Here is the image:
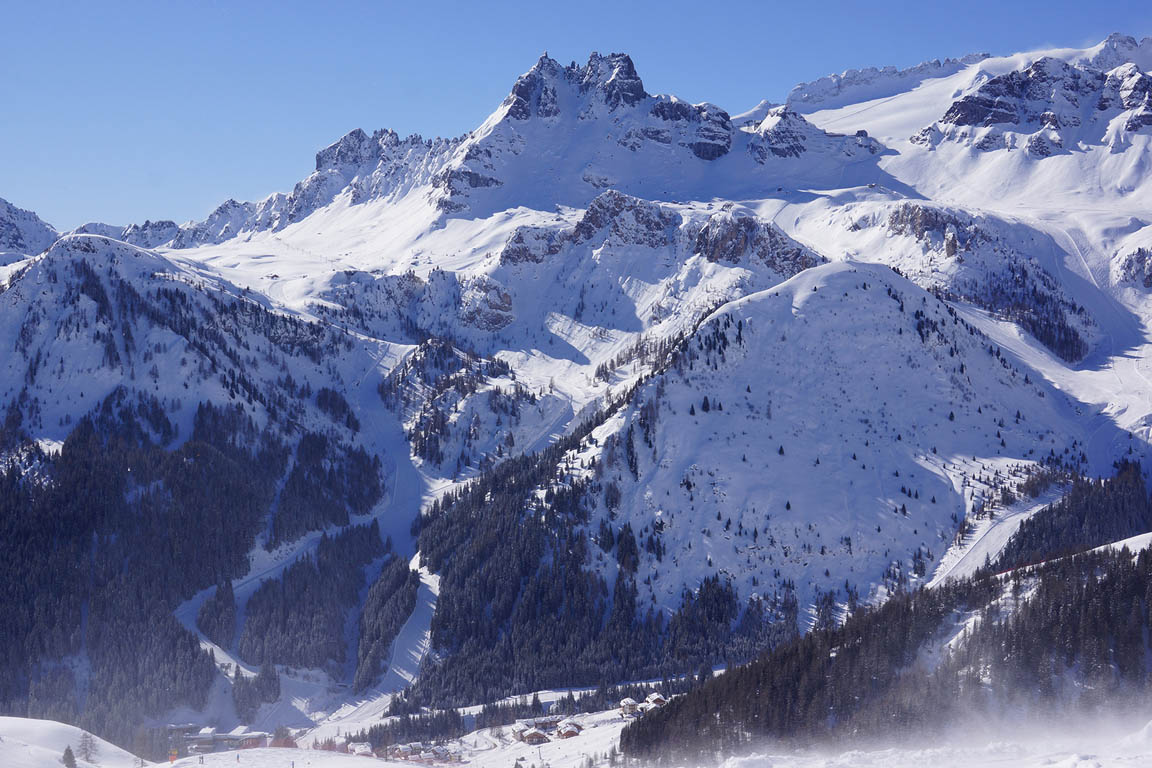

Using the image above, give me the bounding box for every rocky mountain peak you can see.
[313,127,423,173]
[120,219,180,249]
[579,51,647,109]
[315,127,375,171]
[1084,32,1152,71]
[504,51,648,120]
[0,197,58,256]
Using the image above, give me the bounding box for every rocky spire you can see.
[579,52,647,109]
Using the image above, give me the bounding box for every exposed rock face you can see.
[942,58,1104,128]
[506,56,564,120]
[570,190,680,248]
[1120,248,1152,287]
[503,52,649,120]
[291,128,453,220]
[498,192,821,285]
[749,107,881,161]
[1101,64,1152,131]
[457,275,514,331]
[580,52,647,110]
[886,204,971,249]
[694,208,824,275]
[121,219,180,249]
[498,226,565,265]
[927,51,1152,155]
[314,127,381,170]
[646,101,733,160]
[750,108,811,159]
[170,199,254,248]
[500,190,682,267]
[882,203,1093,362]
[0,197,58,256]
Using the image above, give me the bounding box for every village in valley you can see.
[162,692,671,766]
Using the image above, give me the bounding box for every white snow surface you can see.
[9,711,1152,768]
[0,716,145,768]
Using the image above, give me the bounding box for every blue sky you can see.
[2,0,1149,229]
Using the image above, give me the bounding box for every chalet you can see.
[558,724,581,739]
[184,725,268,753]
[228,725,268,749]
[511,722,530,741]
[530,714,564,730]
[349,742,374,757]
[558,720,583,733]
[186,727,217,754]
[389,743,416,759]
[645,692,667,707]
[439,746,464,763]
[522,728,550,745]
[619,697,639,715]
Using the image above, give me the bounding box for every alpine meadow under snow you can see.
[4,31,1152,768]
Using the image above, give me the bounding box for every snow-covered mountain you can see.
[786,52,992,112]
[567,260,1101,621]
[0,197,57,261]
[4,35,1152,759]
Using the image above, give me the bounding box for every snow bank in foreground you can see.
[0,716,143,768]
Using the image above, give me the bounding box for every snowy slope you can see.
[564,260,1136,621]
[787,52,991,113]
[0,716,144,768]
[804,35,1152,216]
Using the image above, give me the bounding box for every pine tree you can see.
[62,746,77,768]
[78,731,96,763]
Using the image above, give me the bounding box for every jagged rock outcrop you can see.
[749,106,881,161]
[1119,247,1152,287]
[121,219,180,249]
[694,207,824,273]
[942,57,1105,128]
[924,50,1152,154]
[499,191,822,284]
